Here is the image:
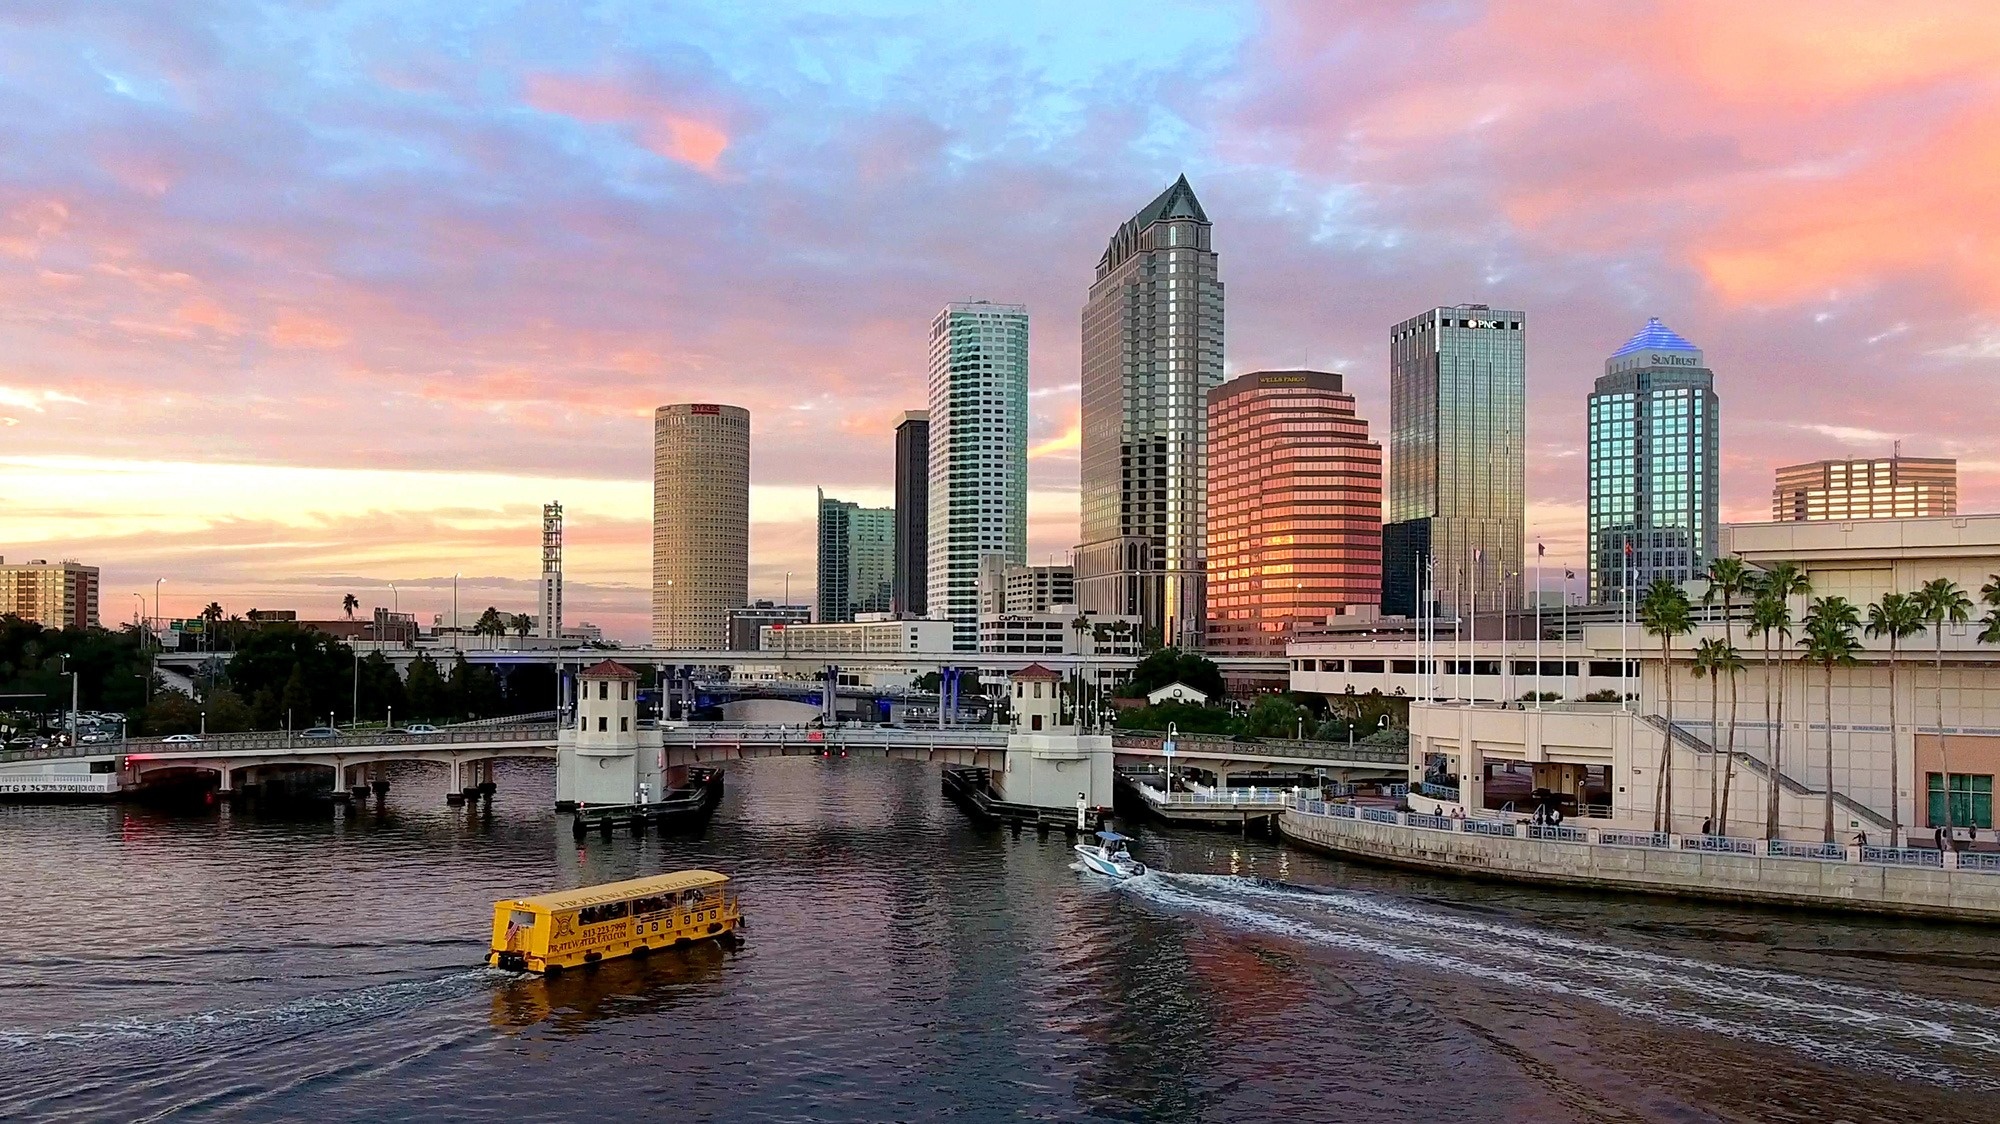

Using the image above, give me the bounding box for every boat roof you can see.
[507,869,728,911]
[1096,831,1131,842]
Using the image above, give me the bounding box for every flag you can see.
[1565,569,1576,580]
[1475,547,1484,563]
[1537,542,1545,557]
[1623,540,1633,555]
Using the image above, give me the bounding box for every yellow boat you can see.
[487,869,742,973]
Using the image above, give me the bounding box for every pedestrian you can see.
[1935,824,1947,851]
[1701,816,1713,836]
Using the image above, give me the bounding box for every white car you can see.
[404,723,440,734]
[160,734,204,744]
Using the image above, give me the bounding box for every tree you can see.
[1244,695,1309,739]
[342,593,359,619]
[1866,591,1924,845]
[1755,562,1810,838]
[1802,596,1861,843]
[1121,647,1225,701]
[1691,637,1742,831]
[1704,556,1753,832]
[1639,579,1693,833]
[511,613,533,640]
[279,663,312,728]
[405,652,448,720]
[138,689,204,736]
[1911,577,1973,833]
[201,602,224,623]
[205,688,254,733]
[474,606,506,649]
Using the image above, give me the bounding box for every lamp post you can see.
[452,573,460,645]
[352,648,361,728]
[153,578,165,632]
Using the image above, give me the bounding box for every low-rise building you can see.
[0,558,99,630]
[727,601,811,651]
[1395,514,2000,844]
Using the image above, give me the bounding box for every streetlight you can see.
[153,578,165,631]
[452,573,460,644]
[352,648,361,728]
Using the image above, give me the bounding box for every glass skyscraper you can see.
[927,301,1029,651]
[1075,175,1224,650]
[816,489,895,623]
[1382,305,1525,618]
[1586,318,1719,604]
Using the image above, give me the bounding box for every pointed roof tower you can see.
[1611,317,1699,359]
[1098,174,1210,274]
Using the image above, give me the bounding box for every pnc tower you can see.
[1075,175,1224,650]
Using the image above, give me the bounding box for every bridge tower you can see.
[995,663,1114,816]
[540,502,563,639]
[557,658,659,806]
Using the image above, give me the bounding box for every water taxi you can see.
[488,869,742,973]
[1074,831,1148,880]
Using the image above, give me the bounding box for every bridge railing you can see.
[1,724,562,763]
[1111,732,1407,766]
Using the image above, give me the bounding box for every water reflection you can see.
[489,942,733,1033]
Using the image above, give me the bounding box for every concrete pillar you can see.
[448,758,461,792]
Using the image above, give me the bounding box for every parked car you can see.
[160,734,204,744]
[404,723,439,734]
[299,727,341,740]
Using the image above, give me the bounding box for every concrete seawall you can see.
[1279,808,2000,923]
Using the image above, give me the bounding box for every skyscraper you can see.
[1075,175,1224,649]
[0,557,98,630]
[893,410,930,617]
[1772,455,1956,522]
[927,301,1029,651]
[1381,304,1525,619]
[652,403,749,649]
[1207,371,1383,656]
[816,489,895,623]
[1587,318,1720,604]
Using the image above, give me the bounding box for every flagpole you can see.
[1621,540,1631,712]
[1561,570,1570,702]
[1534,543,1543,710]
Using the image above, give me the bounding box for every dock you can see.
[941,766,1108,834]
[569,767,724,837]
[1114,768,1288,834]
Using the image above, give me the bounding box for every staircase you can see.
[1638,715,1892,831]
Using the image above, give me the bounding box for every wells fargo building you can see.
[1205,370,1383,656]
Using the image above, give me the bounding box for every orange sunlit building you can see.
[1771,456,1957,523]
[1205,370,1382,656]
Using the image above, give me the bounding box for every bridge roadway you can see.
[3,722,1407,796]
[154,646,1292,678]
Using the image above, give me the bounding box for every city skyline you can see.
[5,4,1998,641]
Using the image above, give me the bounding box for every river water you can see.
[3,757,1998,1122]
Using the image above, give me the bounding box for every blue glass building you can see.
[1587,318,1719,604]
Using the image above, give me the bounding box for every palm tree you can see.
[1691,637,1744,831]
[201,601,224,623]
[511,612,533,640]
[1801,596,1861,843]
[473,606,506,648]
[1755,562,1810,838]
[1865,591,1924,845]
[342,593,359,619]
[1703,557,1752,829]
[1639,579,1694,833]
[1911,577,1973,835]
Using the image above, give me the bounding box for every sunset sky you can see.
[3,1,1998,642]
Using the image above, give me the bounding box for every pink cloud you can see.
[523,73,730,172]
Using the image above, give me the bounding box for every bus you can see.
[488,869,741,973]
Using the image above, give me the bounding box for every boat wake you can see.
[1123,872,2000,1090]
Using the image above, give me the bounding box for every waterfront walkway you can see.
[1282,798,2000,922]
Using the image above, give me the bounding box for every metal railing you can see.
[1414,780,1460,801]
[1679,834,1759,855]
[1287,798,2000,876]
[5,724,561,762]
[1111,733,1408,766]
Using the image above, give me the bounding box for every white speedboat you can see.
[1074,830,1148,879]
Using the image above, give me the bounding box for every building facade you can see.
[652,403,750,649]
[979,559,1076,617]
[1075,175,1224,650]
[1772,456,1957,522]
[1382,305,1526,620]
[927,301,1029,651]
[893,410,930,617]
[816,490,895,623]
[0,558,99,630]
[727,600,811,651]
[1207,370,1383,656]
[540,502,563,639]
[1586,318,1720,604]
